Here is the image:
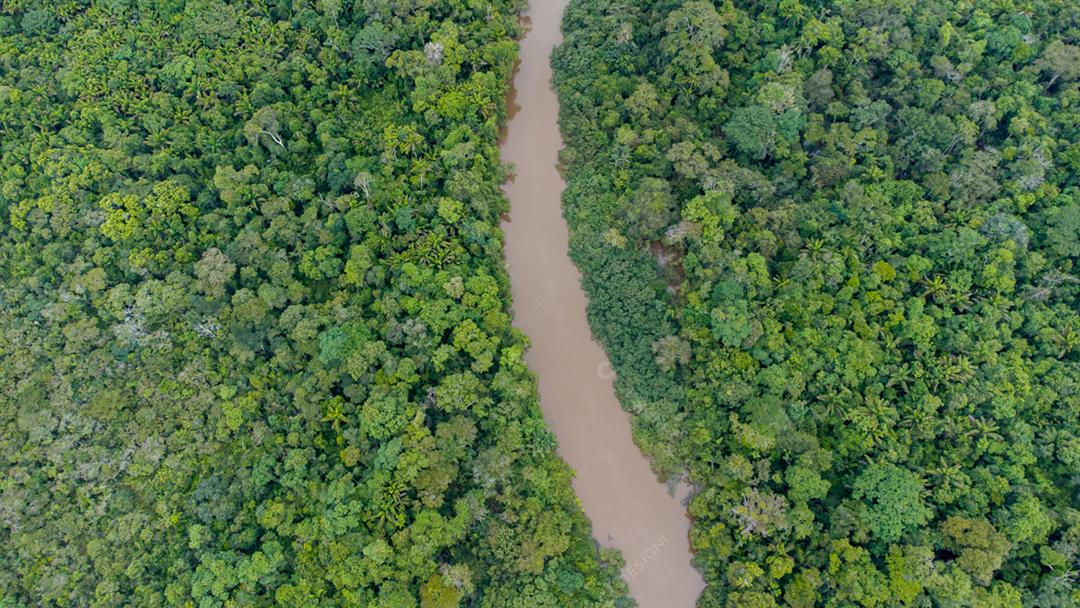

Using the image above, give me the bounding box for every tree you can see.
[1045,203,1080,258]
[724,106,779,160]
[244,106,286,149]
[420,574,462,608]
[661,1,726,56]
[852,464,930,544]
[940,516,1011,585]
[1037,40,1080,89]
[622,177,677,240]
[652,335,691,372]
[194,247,236,299]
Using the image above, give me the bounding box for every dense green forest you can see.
[554,0,1080,606]
[0,1,631,606]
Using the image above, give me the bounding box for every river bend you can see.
[499,1,706,606]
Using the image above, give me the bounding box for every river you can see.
[498,1,706,606]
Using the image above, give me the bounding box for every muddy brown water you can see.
[498,1,706,606]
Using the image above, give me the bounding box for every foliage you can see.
[554,0,1080,604]
[0,1,629,606]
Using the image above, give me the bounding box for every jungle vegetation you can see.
[0,1,630,606]
[554,0,1080,606]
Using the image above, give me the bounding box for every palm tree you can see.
[922,275,948,300]
[964,416,1002,443]
[321,398,348,430]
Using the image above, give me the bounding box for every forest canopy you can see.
[0,1,629,606]
[554,0,1080,606]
